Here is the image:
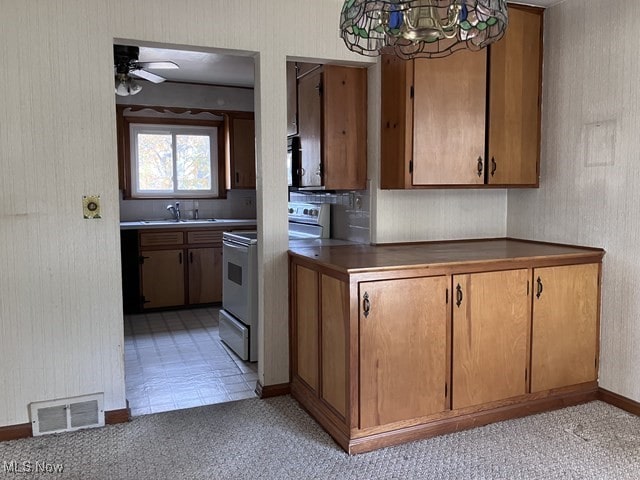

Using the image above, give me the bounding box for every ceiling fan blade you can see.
[129,69,167,84]
[136,61,179,70]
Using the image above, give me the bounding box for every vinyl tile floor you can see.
[124,307,258,417]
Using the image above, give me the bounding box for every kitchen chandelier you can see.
[340,0,508,59]
[114,73,142,96]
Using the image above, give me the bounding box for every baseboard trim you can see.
[598,387,640,416]
[105,405,131,424]
[255,381,290,398]
[0,423,32,442]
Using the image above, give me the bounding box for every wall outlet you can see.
[244,197,254,207]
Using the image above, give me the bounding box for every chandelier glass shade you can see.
[340,0,508,59]
[114,73,142,96]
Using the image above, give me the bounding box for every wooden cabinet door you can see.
[188,247,221,304]
[452,269,530,409]
[531,264,599,392]
[294,265,319,392]
[229,115,256,189]
[322,65,367,190]
[412,50,487,185]
[359,276,448,429]
[321,275,348,418]
[297,68,323,188]
[487,5,542,185]
[140,249,185,309]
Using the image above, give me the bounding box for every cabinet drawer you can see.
[140,231,184,247]
[187,230,222,245]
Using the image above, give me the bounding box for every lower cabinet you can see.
[531,263,599,392]
[452,269,529,409]
[289,243,603,454]
[140,249,185,309]
[188,247,222,304]
[139,229,224,309]
[359,276,448,429]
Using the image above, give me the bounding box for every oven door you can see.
[222,238,251,323]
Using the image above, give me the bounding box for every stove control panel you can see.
[288,202,330,230]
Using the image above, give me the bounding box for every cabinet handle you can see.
[179,252,183,264]
[455,284,463,307]
[316,164,321,177]
[362,292,371,318]
[190,252,194,264]
[491,157,497,177]
[235,172,240,184]
[297,167,305,177]
[477,157,483,177]
[138,255,150,265]
[536,276,543,299]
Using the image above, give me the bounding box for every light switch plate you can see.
[83,195,101,219]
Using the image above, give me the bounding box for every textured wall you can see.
[0,1,125,426]
[0,0,374,427]
[507,0,639,400]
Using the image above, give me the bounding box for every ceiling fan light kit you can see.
[115,73,142,96]
[339,0,508,59]
[113,44,179,97]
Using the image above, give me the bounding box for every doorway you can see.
[114,41,258,416]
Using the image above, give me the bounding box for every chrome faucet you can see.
[166,202,181,221]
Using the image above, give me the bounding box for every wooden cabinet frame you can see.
[294,64,368,190]
[225,111,256,189]
[289,239,604,454]
[138,227,226,310]
[380,4,543,189]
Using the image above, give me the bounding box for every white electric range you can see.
[219,230,258,362]
[287,202,355,246]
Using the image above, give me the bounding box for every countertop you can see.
[120,219,257,230]
[288,238,605,274]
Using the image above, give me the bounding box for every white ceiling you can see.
[136,46,255,88]
[132,1,560,88]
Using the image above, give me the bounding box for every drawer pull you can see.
[477,157,483,177]
[179,252,183,265]
[456,284,463,307]
[362,292,371,318]
[491,157,497,177]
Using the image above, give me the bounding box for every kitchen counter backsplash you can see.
[119,189,257,222]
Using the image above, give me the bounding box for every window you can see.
[118,110,226,199]
[130,123,219,198]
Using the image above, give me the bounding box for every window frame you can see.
[120,114,225,200]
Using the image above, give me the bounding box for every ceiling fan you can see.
[113,45,179,96]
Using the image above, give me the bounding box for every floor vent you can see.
[29,393,104,436]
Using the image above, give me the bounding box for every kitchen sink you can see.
[138,218,218,225]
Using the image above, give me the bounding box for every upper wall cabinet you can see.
[295,63,368,190]
[380,5,543,189]
[225,112,256,189]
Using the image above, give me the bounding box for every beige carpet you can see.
[0,397,638,479]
